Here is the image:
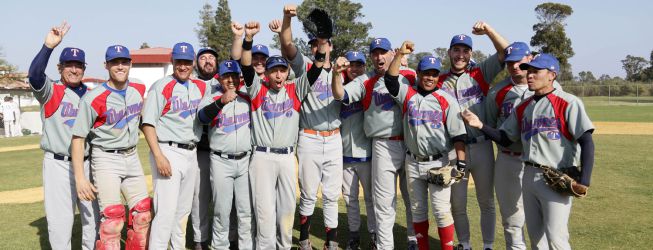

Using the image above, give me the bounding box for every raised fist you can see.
[231,22,244,37]
[220,89,238,104]
[268,19,282,34]
[45,21,70,49]
[284,4,297,18]
[244,21,260,37]
[397,41,415,55]
[334,57,350,73]
[472,21,493,35]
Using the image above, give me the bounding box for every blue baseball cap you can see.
[172,42,195,61]
[519,53,559,74]
[218,60,242,75]
[504,42,531,62]
[369,38,392,52]
[197,47,218,60]
[265,56,289,70]
[345,51,366,64]
[105,45,131,62]
[252,44,270,57]
[417,56,442,72]
[59,47,86,64]
[450,34,473,49]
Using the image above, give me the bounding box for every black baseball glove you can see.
[304,8,333,39]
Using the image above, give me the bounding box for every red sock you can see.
[413,220,429,250]
[438,224,455,250]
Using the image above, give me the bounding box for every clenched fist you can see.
[334,57,350,73]
[269,19,282,34]
[284,4,297,18]
[397,41,415,55]
[245,21,260,38]
[472,21,493,36]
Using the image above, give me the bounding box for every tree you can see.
[270,36,312,59]
[621,55,649,81]
[195,0,233,62]
[577,71,596,82]
[598,74,611,81]
[271,0,372,59]
[139,42,150,49]
[406,52,433,70]
[0,47,17,81]
[472,50,488,64]
[530,3,575,81]
[433,47,451,71]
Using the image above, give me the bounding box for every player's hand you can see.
[44,21,70,49]
[461,109,483,129]
[75,177,97,201]
[244,21,260,38]
[231,22,244,38]
[220,90,238,104]
[284,4,297,18]
[154,155,172,177]
[334,57,350,73]
[472,21,493,36]
[268,19,282,34]
[397,41,415,55]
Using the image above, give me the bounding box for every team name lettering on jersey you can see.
[60,101,78,127]
[522,116,561,141]
[217,112,250,133]
[170,96,202,118]
[340,101,363,119]
[312,78,332,101]
[262,97,295,119]
[456,85,484,105]
[406,101,443,129]
[106,102,143,129]
[372,91,394,110]
[500,102,514,119]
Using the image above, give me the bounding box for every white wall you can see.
[129,63,172,95]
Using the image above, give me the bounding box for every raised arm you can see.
[280,4,299,60]
[241,21,260,86]
[472,21,509,63]
[29,21,70,89]
[230,22,244,61]
[332,57,348,100]
[385,41,413,97]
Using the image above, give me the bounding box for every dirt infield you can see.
[0,121,651,204]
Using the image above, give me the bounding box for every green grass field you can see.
[0,134,650,249]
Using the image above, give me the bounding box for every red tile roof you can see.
[131,47,172,64]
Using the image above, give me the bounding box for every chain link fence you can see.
[560,83,653,105]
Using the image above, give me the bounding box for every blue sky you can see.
[2,0,651,79]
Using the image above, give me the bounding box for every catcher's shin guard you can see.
[96,204,126,250]
[125,197,152,250]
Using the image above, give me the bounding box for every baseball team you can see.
[27,3,595,250]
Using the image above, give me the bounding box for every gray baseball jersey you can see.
[437,53,504,139]
[72,82,146,149]
[393,84,467,157]
[289,52,341,131]
[247,73,311,148]
[199,84,251,153]
[339,73,372,158]
[142,76,207,144]
[500,88,594,168]
[485,78,530,153]
[343,71,415,138]
[32,78,88,156]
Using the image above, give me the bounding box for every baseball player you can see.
[384,41,469,250]
[332,37,418,250]
[27,22,99,250]
[72,44,151,250]
[239,20,323,250]
[197,60,254,249]
[1,96,18,137]
[190,47,220,250]
[437,21,509,250]
[231,21,271,80]
[462,53,595,250]
[142,42,206,249]
[335,51,377,250]
[278,5,343,249]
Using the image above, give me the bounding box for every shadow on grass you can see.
[30,214,89,250]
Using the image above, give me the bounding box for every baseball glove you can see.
[304,8,333,39]
[541,167,588,198]
[427,166,461,187]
